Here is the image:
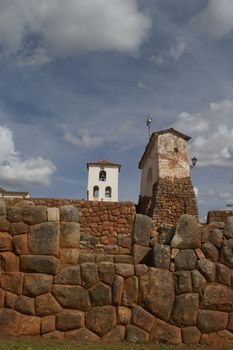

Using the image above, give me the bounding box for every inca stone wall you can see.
[0,199,233,347]
[207,210,233,224]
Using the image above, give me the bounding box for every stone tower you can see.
[137,128,198,226]
[87,160,121,201]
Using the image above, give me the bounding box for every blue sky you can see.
[1,0,233,220]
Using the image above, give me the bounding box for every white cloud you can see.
[151,36,187,66]
[0,125,56,186]
[64,129,104,149]
[189,0,233,38]
[0,0,151,65]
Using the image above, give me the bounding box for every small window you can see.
[105,186,112,198]
[93,186,99,198]
[99,170,106,181]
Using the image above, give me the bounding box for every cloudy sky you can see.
[1,0,233,220]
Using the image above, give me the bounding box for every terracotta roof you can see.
[139,128,191,169]
[87,160,121,170]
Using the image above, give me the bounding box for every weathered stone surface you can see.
[81,262,99,288]
[0,219,10,232]
[151,244,170,269]
[15,295,35,315]
[171,248,179,259]
[23,273,53,297]
[227,312,233,332]
[220,239,233,268]
[224,216,233,238]
[197,310,228,333]
[35,293,62,316]
[0,308,20,334]
[10,222,28,236]
[52,285,91,310]
[201,283,233,312]
[5,291,17,308]
[171,293,199,326]
[209,228,223,249]
[216,263,231,286]
[150,318,182,345]
[22,206,47,225]
[122,276,138,306]
[139,268,175,321]
[7,207,22,223]
[60,222,80,248]
[90,282,112,306]
[115,263,134,277]
[47,207,60,222]
[182,326,201,345]
[201,330,233,348]
[126,325,149,343]
[78,253,96,264]
[0,288,5,307]
[20,255,59,275]
[12,234,28,255]
[60,248,79,266]
[0,199,6,216]
[41,315,56,334]
[98,261,115,285]
[43,330,64,339]
[174,271,192,294]
[60,205,80,222]
[54,266,81,285]
[56,310,85,331]
[18,315,41,335]
[201,242,219,262]
[1,272,23,295]
[132,306,154,332]
[114,255,133,263]
[118,306,131,325]
[113,275,124,306]
[158,224,175,244]
[197,259,216,282]
[0,252,19,272]
[132,244,151,264]
[171,214,200,249]
[103,325,125,342]
[174,249,197,270]
[65,328,99,342]
[0,232,11,251]
[192,269,207,292]
[135,264,148,277]
[133,214,152,246]
[86,306,116,337]
[195,248,206,260]
[29,222,60,256]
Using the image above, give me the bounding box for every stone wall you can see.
[207,210,233,224]
[0,199,233,347]
[3,199,135,255]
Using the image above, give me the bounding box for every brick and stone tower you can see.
[87,160,121,202]
[137,128,198,226]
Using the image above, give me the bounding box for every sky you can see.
[1,0,233,221]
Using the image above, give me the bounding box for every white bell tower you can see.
[87,160,121,202]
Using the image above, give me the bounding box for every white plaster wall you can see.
[140,138,159,197]
[87,165,119,201]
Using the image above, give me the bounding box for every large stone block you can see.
[98,261,115,285]
[12,234,28,255]
[20,255,59,275]
[220,239,233,268]
[182,326,201,345]
[113,275,124,306]
[192,269,207,292]
[60,205,80,222]
[0,199,6,216]
[28,222,60,256]
[23,273,53,297]
[174,249,197,270]
[0,308,20,334]
[132,244,151,264]
[60,222,80,248]
[0,232,11,251]
[56,310,85,331]
[52,285,91,310]
[35,293,62,316]
[228,312,233,332]
[41,315,56,334]
[158,224,176,245]
[201,242,218,262]
[118,306,131,325]
[10,222,28,236]
[132,306,155,332]
[103,325,125,342]
[5,291,17,308]
[22,206,47,225]
[174,271,192,294]
[197,259,216,282]
[15,295,35,315]
[209,228,223,249]
[90,281,112,306]
[171,214,200,249]
[65,328,100,342]
[133,214,152,246]
[7,207,22,223]
[224,216,233,238]
[150,318,182,345]
[216,263,231,286]
[126,325,149,343]
[0,252,19,272]
[122,276,138,306]
[86,306,117,337]
[81,262,99,289]
[60,248,79,266]
[115,263,134,277]
[47,207,60,222]
[201,283,233,312]
[0,219,10,232]
[201,330,233,348]
[171,293,199,326]
[0,288,5,307]
[197,310,228,333]
[1,272,23,295]
[139,268,175,321]
[18,315,41,335]
[151,244,170,269]
[54,266,81,285]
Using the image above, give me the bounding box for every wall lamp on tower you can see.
[191,156,197,168]
[146,114,152,139]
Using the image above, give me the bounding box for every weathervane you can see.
[146,114,152,139]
